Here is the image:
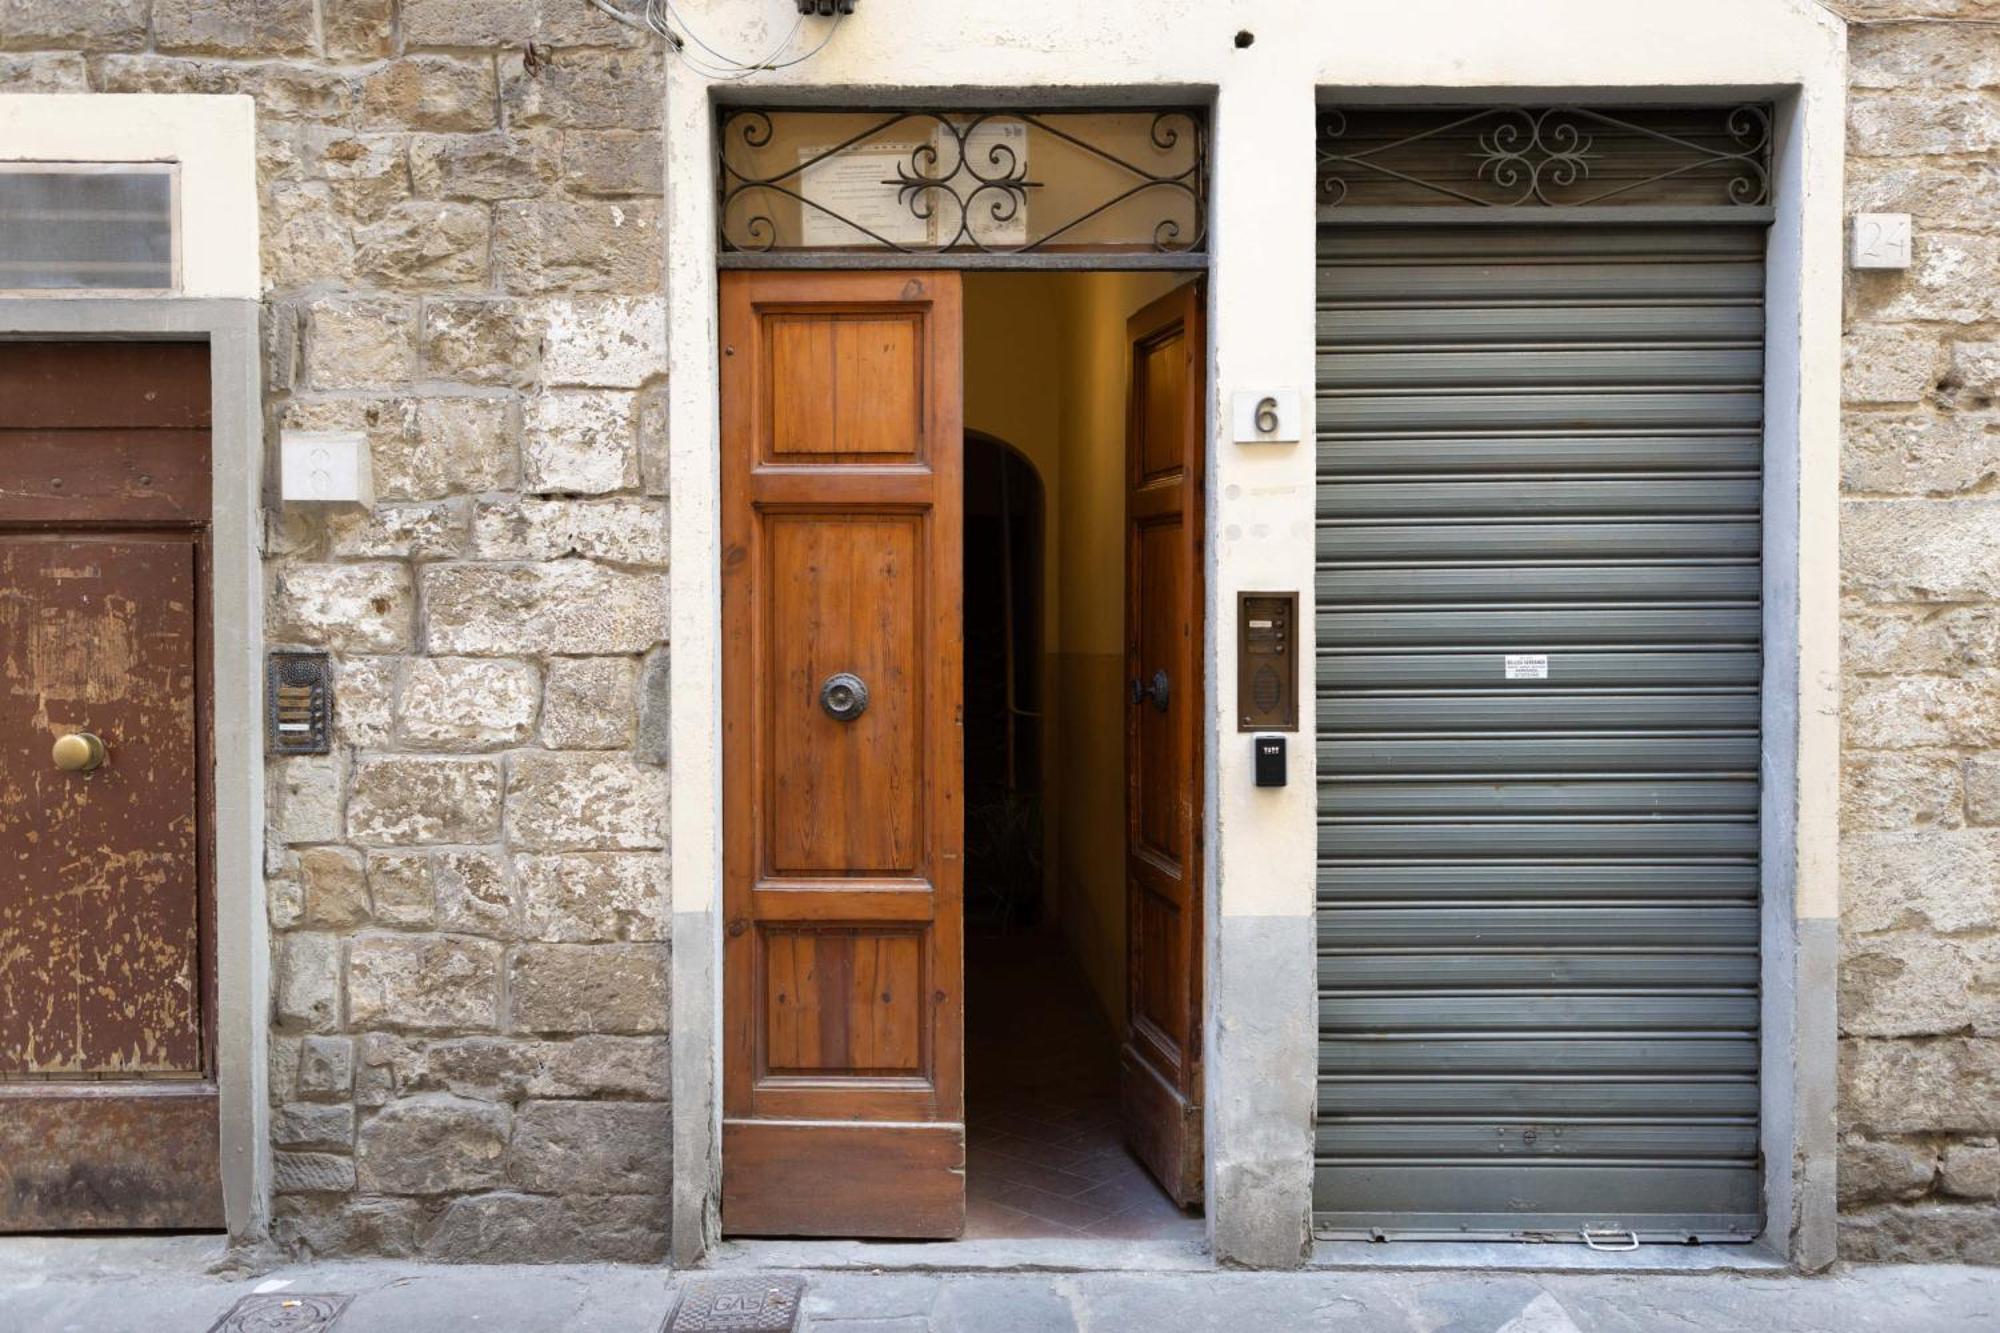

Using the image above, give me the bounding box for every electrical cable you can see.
[583,0,846,79]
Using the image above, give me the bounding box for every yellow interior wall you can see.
[964,270,1187,1031]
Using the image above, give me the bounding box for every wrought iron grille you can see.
[1317,105,1773,209]
[717,107,1207,259]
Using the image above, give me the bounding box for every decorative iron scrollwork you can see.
[1318,105,1772,209]
[718,107,1207,256]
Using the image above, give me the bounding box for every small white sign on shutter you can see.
[1503,654,1549,681]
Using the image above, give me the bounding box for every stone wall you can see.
[2,0,673,1261]
[1833,6,2000,1262]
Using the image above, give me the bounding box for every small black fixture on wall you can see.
[797,0,855,12]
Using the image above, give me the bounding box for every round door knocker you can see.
[819,672,870,723]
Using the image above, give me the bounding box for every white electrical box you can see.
[1851,213,1913,270]
[1231,389,1303,444]
[280,430,373,504]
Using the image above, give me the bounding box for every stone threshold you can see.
[712,1235,1213,1273]
[1310,1238,1789,1275]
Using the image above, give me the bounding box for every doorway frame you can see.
[665,1,1846,1272]
[0,93,268,1243]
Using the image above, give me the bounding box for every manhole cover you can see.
[664,1276,804,1333]
[207,1293,352,1333]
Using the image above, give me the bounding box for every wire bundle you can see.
[585,0,848,79]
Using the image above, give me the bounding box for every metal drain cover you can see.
[208,1293,352,1333]
[664,1276,804,1333]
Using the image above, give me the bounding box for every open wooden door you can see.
[1120,281,1206,1208]
[720,271,966,1238]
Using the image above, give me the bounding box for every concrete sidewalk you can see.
[2,1238,1997,1332]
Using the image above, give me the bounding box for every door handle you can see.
[1128,669,1170,713]
[819,672,870,722]
[51,732,107,773]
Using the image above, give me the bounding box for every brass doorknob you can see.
[51,732,106,773]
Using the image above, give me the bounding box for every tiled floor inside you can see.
[963,931,1203,1241]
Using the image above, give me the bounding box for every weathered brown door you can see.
[720,271,966,1237]
[0,342,220,1230]
[1121,282,1206,1207]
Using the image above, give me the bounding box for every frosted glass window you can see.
[0,165,176,291]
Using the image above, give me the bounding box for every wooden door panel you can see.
[1122,282,1206,1209]
[765,513,923,876]
[723,271,965,1238]
[767,314,926,462]
[0,538,201,1073]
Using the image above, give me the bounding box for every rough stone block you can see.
[470,497,666,565]
[1845,606,2000,676]
[367,853,436,927]
[356,203,491,291]
[313,133,414,225]
[1838,1135,1937,1206]
[1840,1202,2000,1264]
[1845,674,2000,750]
[507,753,668,850]
[356,1094,510,1195]
[334,656,398,749]
[637,388,668,497]
[396,398,522,499]
[94,56,359,123]
[0,0,148,49]
[326,501,470,561]
[1842,412,2000,497]
[263,183,356,292]
[1970,755,2000,825]
[0,53,87,91]
[523,390,640,494]
[277,932,341,1031]
[518,852,666,942]
[1843,829,2000,934]
[501,48,665,129]
[1850,233,2000,325]
[297,847,371,928]
[273,1152,359,1195]
[1844,329,1943,405]
[508,1100,670,1193]
[397,658,541,752]
[536,0,649,46]
[509,943,668,1034]
[347,756,504,846]
[411,132,561,202]
[324,0,395,58]
[365,1034,668,1101]
[1849,92,2000,156]
[304,297,418,391]
[1841,751,1964,833]
[1850,21,2000,89]
[1843,1037,2000,1135]
[421,1191,667,1263]
[347,933,503,1031]
[361,57,499,134]
[494,198,662,294]
[1844,500,2000,603]
[540,658,639,750]
[154,0,316,55]
[1951,342,2000,400]
[539,297,667,388]
[299,1035,356,1098]
[1848,157,2000,232]
[401,0,538,46]
[271,755,343,845]
[1842,931,2000,1037]
[271,562,415,653]
[1941,1143,2000,1199]
[274,1102,358,1151]
[270,1036,303,1105]
[433,850,515,937]
[271,1195,422,1259]
[423,560,666,655]
[268,867,304,930]
[561,130,664,196]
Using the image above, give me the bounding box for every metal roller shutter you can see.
[1312,220,1766,1243]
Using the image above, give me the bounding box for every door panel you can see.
[0,342,219,1232]
[722,271,965,1238]
[1121,282,1206,1208]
